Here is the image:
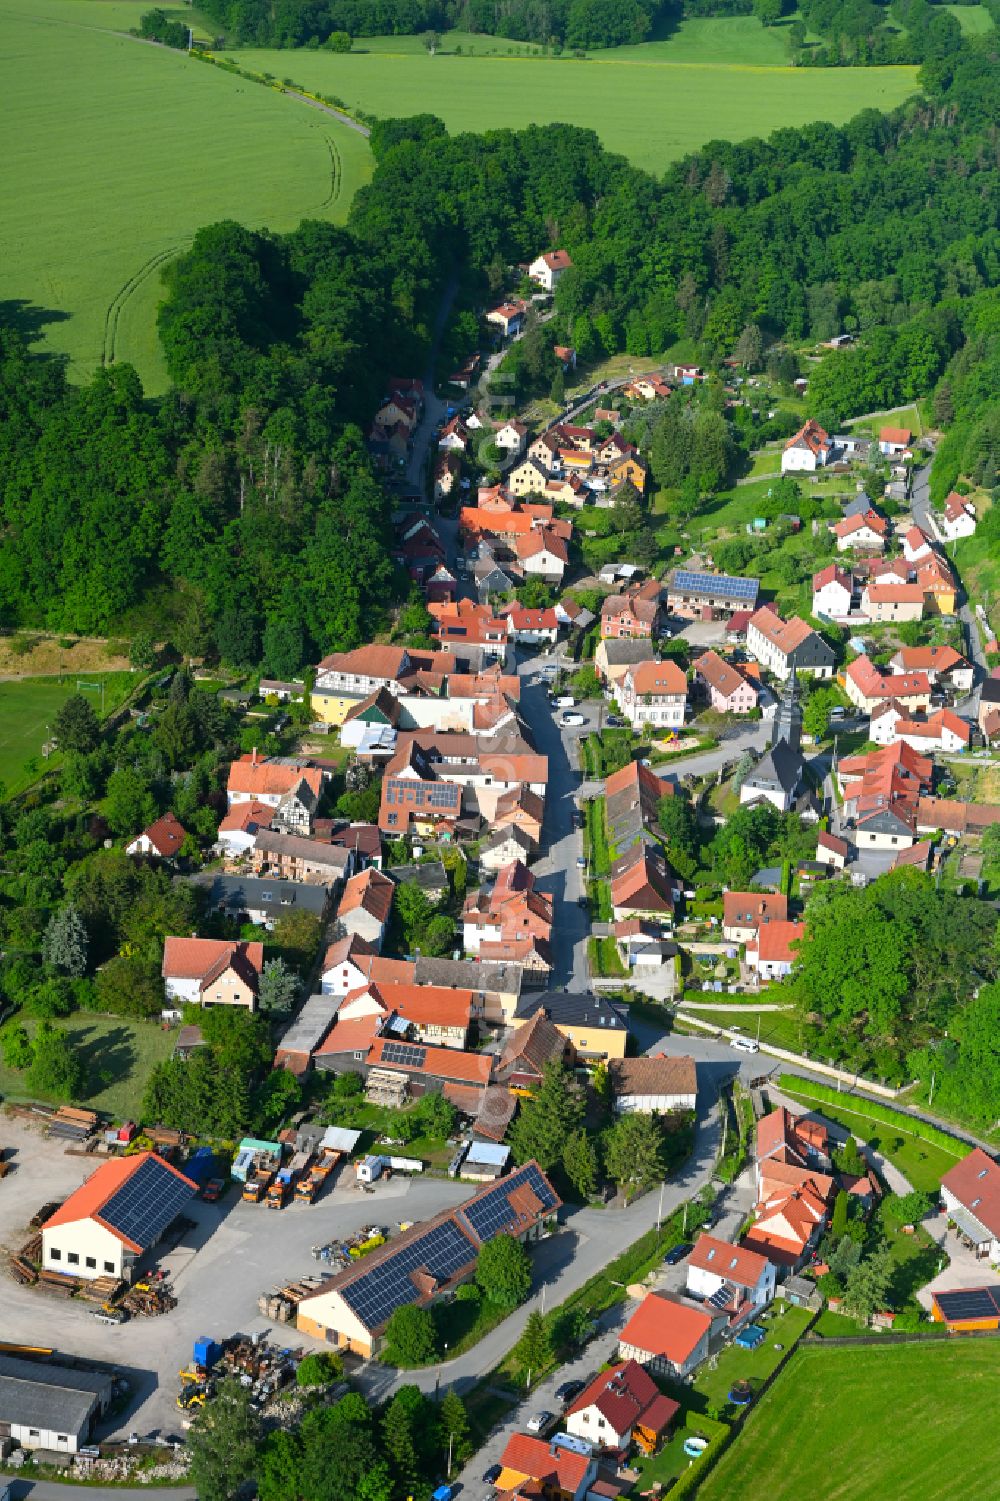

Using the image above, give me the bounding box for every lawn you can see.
[236,43,917,178]
[0,1012,175,1119]
[0,671,137,795]
[697,1339,1000,1501]
[778,1088,963,1194]
[678,1005,808,1055]
[944,2,995,31]
[2,0,372,388]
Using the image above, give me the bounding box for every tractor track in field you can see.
[319,134,343,208]
[101,240,191,368]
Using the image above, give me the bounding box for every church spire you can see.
[773,666,802,755]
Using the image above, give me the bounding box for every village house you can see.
[861,581,924,622]
[495,1434,596,1501]
[478,823,536,872]
[594,637,656,689]
[605,759,664,855]
[878,426,912,456]
[433,450,462,502]
[226,752,324,819]
[782,418,832,473]
[722,892,788,945]
[250,830,352,886]
[816,829,848,870]
[889,645,973,696]
[902,524,934,563]
[125,811,186,862]
[514,989,628,1060]
[608,1055,697,1114]
[811,563,855,619]
[746,919,805,982]
[742,1108,833,1268]
[938,490,977,541]
[940,1149,1000,1262]
[869,703,970,755]
[843,655,931,715]
[832,508,889,553]
[616,659,687,731]
[564,1361,679,1458]
[528,248,572,291]
[500,603,560,646]
[161,937,263,1015]
[485,300,528,338]
[216,800,273,859]
[746,606,835,680]
[618,1292,722,1378]
[837,740,932,849]
[625,373,673,401]
[693,649,758,713]
[686,1234,776,1318]
[495,418,529,456]
[335,868,395,950]
[494,785,545,849]
[610,843,677,922]
[665,568,759,622]
[515,526,569,584]
[600,581,661,639]
[495,1010,574,1092]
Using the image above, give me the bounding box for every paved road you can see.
[910,458,987,709]
[0,1486,195,1501]
[355,1098,723,1412]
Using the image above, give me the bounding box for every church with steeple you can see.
[739,669,806,813]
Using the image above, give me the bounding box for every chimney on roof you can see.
[252,746,258,767]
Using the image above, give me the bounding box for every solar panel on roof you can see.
[459,1163,557,1244]
[671,570,759,601]
[380,1041,427,1069]
[101,1158,195,1249]
[934,1287,1000,1322]
[340,1218,475,1329]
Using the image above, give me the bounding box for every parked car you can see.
[605,713,625,727]
[664,1241,693,1266]
[576,855,587,869]
[561,712,586,727]
[554,694,576,708]
[555,1379,586,1404]
[202,1177,226,1202]
[482,1464,502,1484]
[526,1411,553,1434]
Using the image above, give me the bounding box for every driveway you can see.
[916,1214,1000,1311]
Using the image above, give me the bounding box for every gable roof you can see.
[161,936,263,985]
[498,1432,590,1492]
[43,1151,197,1253]
[228,756,324,800]
[694,650,754,700]
[338,868,395,923]
[941,1149,1000,1238]
[619,1292,713,1363]
[880,426,912,445]
[723,892,788,929]
[688,1233,770,1287]
[784,419,829,456]
[608,1055,697,1101]
[749,919,805,965]
[134,811,186,857]
[566,1359,678,1439]
[499,1010,570,1078]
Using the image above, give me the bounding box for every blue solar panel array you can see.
[671,570,759,602]
[340,1218,476,1330]
[101,1157,196,1249]
[458,1163,558,1244]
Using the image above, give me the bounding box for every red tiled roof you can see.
[880,426,912,445]
[498,1433,590,1492]
[134,811,186,857]
[694,650,755,700]
[43,1151,197,1252]
[566,1358,677,1439]
[784,419,829,457]
[749,606,815,653]
[367,1037,491,1085]
[313,1013,383,1057]
[227,757,323,800]
[161,937,263,982]
[723,892,787,930]
[338,868,395,923]
[627,660,686,697]
[751,920,805,965]
[688,1233,770,1287]
[941,1149,1000,1238]
[619,1293,712,1363]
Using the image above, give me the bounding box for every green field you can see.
[0,1013,175,1118]
[944,2,995,31]
[698,1340,1000,1501]
[1,0,372,388]
[238,36,918,177]
[0,672,137,795]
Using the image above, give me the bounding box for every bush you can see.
[296,1351,343,1388]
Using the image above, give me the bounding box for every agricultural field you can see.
[0,672,137,795]
[697,1340,1000,1501]
[1,0,372,389]
[238,37,919,177]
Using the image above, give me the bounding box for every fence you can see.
[676,1011,906,1099]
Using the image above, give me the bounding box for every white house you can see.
[494,419,528,456]
[216,799,273,858]
[485,300,527,338]
[878,425,913,456]
[938,491,977,542]
[125,811,186,861]
[608,1056,697,1114]
[940,1149,1000,1262]
[516,528,568,584]
[618,1292,720,1379]
[41,1151,197,1285]
[0,1355,114,1454]
[564,1360,679,1455]
[781,419,831,473]
[685,1234,776,1316]
[161,937,263,1015]
[528,249,572,292]
[902,525,934,563]
[745,920,804,982]
[616,659,687,730]
[811,564,854,619]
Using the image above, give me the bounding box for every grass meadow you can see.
[0,672,136,794]
[239,32,918,177]
[1,0,372,389]
[0,1012,175,1117]
[697,1340,1000,1501]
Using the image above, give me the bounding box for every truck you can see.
[266,1179,291,1211]
[242,1170,275,1204]
[276,1150,310,1187]
[231,1137,283,1184]
[295,1148,342,1205]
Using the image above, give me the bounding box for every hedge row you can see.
[778,1076,965,1158]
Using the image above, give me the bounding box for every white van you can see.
[730,1035,759,1054]
[554,695,576,709]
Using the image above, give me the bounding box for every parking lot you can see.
[0,1117,476,1440]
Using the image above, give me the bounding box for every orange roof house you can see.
[41,1151,198,1279]
[618,1292,718,1377]
[496,1432,594,1498]
[227,754,324,804]
[126,811,187,860]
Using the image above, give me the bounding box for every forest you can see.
[194,0,996,60]
[2,28,1000,653]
